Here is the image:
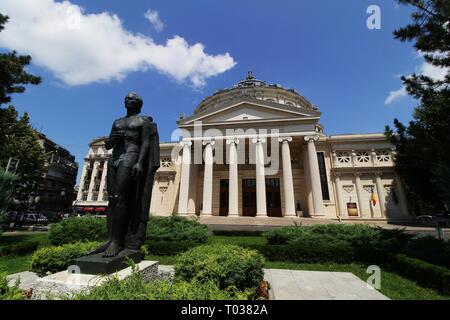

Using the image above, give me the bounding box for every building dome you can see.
[193,71,317,115]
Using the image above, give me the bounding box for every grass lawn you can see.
[0,254,33,274]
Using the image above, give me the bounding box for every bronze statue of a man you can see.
[91,92,160,258]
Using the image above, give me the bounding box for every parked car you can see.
[17,213,49,225]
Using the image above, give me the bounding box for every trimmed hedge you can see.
[0,239,47,257]
[388,254,450,295]
[246,241,356,264]
[175,244,265,291]
[405,236,450,268]
[31,242,100,276]
[147,216,209,243]
[212,230,264,237]
[48,216,209,245]
[144,240,201,256]
[48,217,107,245]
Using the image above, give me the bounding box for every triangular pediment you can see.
[178,97,320,126]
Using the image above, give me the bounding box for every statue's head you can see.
[125,92,143,113]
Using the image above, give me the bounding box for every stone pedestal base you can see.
[31,260,158,300]
[74,249,143,275]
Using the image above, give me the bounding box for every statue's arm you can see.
[105,121,121,150]
[137,118,152,167]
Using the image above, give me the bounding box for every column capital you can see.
[304,135,320,143]
[251,137,266,144]
[226,137,240,145]
[278,136,293,143]
[180,140,192,147]
[374,171,383,177]
[353,172,362,177]
[202,139,216,146]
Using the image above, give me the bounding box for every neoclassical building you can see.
[75,72,410,221]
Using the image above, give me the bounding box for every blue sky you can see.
[0,1,425,183]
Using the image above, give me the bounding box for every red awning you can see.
[95,207,107,212]
[83,207,95,212]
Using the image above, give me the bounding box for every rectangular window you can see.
[317,152,330,200]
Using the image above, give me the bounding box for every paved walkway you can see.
[264,269,389,300]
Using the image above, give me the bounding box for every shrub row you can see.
[48,217,107,245]
[246,242,356,264]
[0,240,44,257]
[212,230,264,237]
[144,240,201,256]
[31,242,100,276]
[175,244,265,291]
[48,216,209,245]
[388,254,450,295]
[146,216,209,243]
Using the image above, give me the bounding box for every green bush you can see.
[31,241,100,276]
[175,244,265,291]
[388,254,450,295]
[0,272,25,300]
[146,216,209,244]
[73,270,249,300]
[246,240,355,264]
[144,240,201,256]
[405,236,450,268]
[0,240,44,257]
[263,224,411,263]
[212,230,264,237]
[48,216,209,246]
[48,217,107,245]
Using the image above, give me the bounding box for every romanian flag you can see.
[371,189,377,206]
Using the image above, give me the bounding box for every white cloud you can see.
[145,9,164,32]
[385,87,407,105]
[385,58,448,105]
[0,0,236,87]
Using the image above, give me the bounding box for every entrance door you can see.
[266,178,282,217]
[242,179,256,216]
[219,179,229,216]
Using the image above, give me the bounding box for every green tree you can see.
[0,106,47,206]
[0,14,41,105]
[386,0,450,215]
[0,171,17,232]
[0,13,46,210]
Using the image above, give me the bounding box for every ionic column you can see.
[334,173,347,218]
[354,172,366,218]
[304,135,325,216]
[98,160,108,202]
[374,172,386,218]
[87,161,100,201]
[202,140,215,216]
[178,141,192,215]
[279,137,296,217]
[395,172,409,216]
[227,138,239,216]
[253,137,267,217]
[77,161,89,200]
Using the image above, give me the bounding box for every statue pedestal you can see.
[74,249,144,275]
[31,260,159,300]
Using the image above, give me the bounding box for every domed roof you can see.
[233,71,268,88]
[191,71,318,115]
